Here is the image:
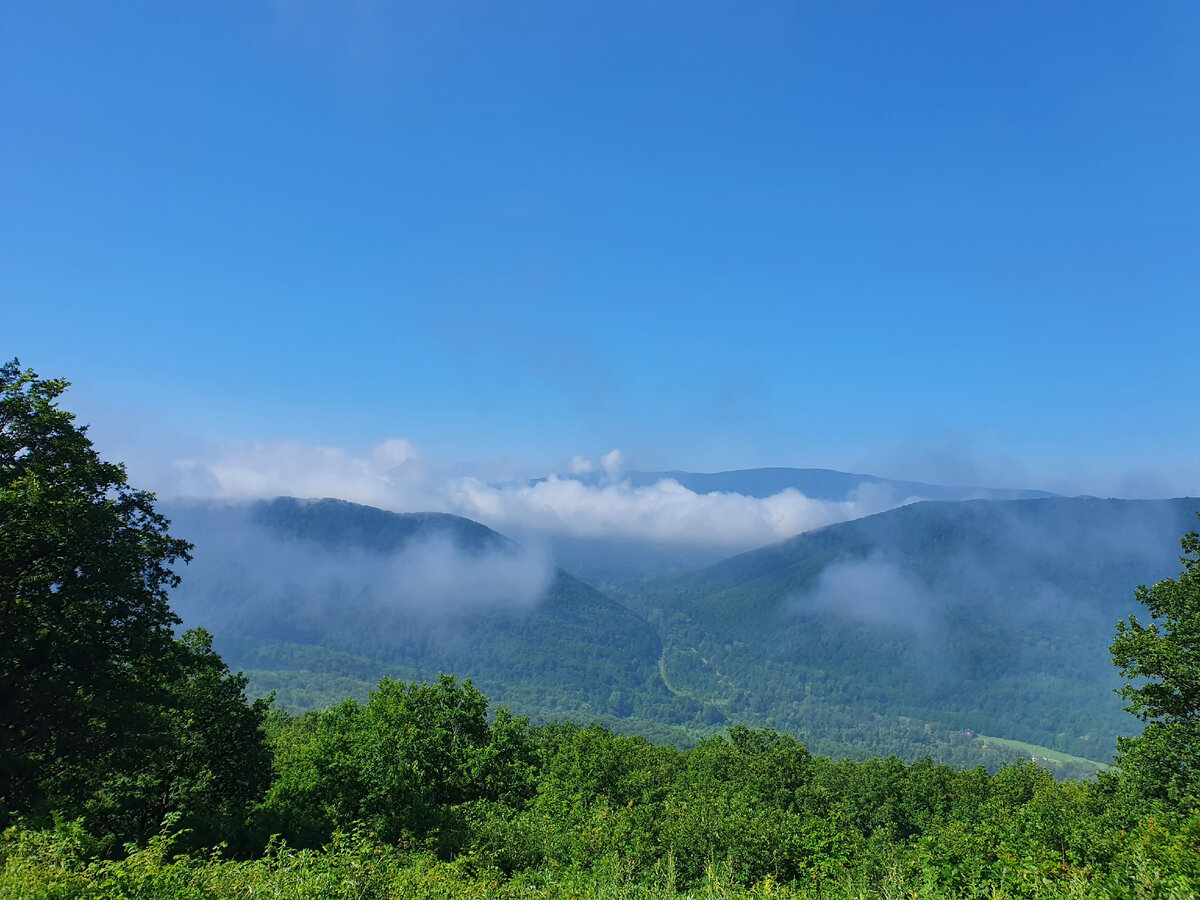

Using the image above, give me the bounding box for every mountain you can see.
[164,498,713,739]
[623,467,1057,502]
[630,497,1200,764]
[249,496,510,553]
[162,494,1200,773]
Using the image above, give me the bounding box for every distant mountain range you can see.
[161,482,1200,773]
[577,466,1057,502]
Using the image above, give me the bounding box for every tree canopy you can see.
[263,674,534,853]
[1111,515,1200,807]
[0,360,269,845]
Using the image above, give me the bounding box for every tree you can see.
[86,628,273,850]
[0,360,192,819]
[263,674,534,853]
[1110,516,1200,808]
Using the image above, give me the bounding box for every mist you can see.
[166,503,555,632]
[793,553,934,631]
[782,497,1200,668]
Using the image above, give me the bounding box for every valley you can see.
[163,480,1200,775]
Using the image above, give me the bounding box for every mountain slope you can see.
[633,497,1200,763]
[164,498,709,733]
[251,496,510,553]
[162,494,1200,769]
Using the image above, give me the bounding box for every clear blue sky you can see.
[3,2,1198,495]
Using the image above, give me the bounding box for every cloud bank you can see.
[446,475,904,547]
[147,439,913,549]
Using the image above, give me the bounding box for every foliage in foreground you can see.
[1111,525,1200,808]
[3,808,1200,900]
[1,361,271,854]
[4,691,1200,899]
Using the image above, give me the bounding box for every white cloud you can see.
[447,476,901,548]
[167,440,429,508]
[791,553,932,629]
[601,448,624,480]
[370,438,419,469]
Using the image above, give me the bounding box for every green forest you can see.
[4,360,1200,899]
[160,487,1200,774]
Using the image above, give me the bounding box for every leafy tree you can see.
[1110,517,1200,808]
[1,359,192,818]
[86,628,273,850]
[1,360,270,849]
[263,674,535,853]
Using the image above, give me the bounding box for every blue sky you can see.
[3,2,1198,499]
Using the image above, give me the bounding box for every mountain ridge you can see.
[631,496,1200,762]
[620,466,1056,501]
[160,493,1200,771]
[162,497,715,737]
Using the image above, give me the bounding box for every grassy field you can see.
[975,734,1110,776]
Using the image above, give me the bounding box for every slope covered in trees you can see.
[165,497,714,735]
[167,492,1200,767]
[634,497,1200,763]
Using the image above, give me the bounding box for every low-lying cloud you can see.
[168,505,554,626]
[782,497,1199,648]
[148,440,915,550]
[793,553,934,630]
[446,475,905,548]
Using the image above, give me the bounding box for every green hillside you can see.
[972,734,1109,779]
[166,499,716,734]
[165,495,1200,771]
[631,497,1200,763]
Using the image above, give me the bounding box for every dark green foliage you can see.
[0,360,191,820]
[0,362,269,851]
[636,497,1200,764]
[261,675,536,854]
[1111,516,1200,808]
[83,629,272,851]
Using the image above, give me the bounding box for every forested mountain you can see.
[633,497,1200,764]
[163,494,1200,773]
[251,496,510,553]
[164,498,712,738]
